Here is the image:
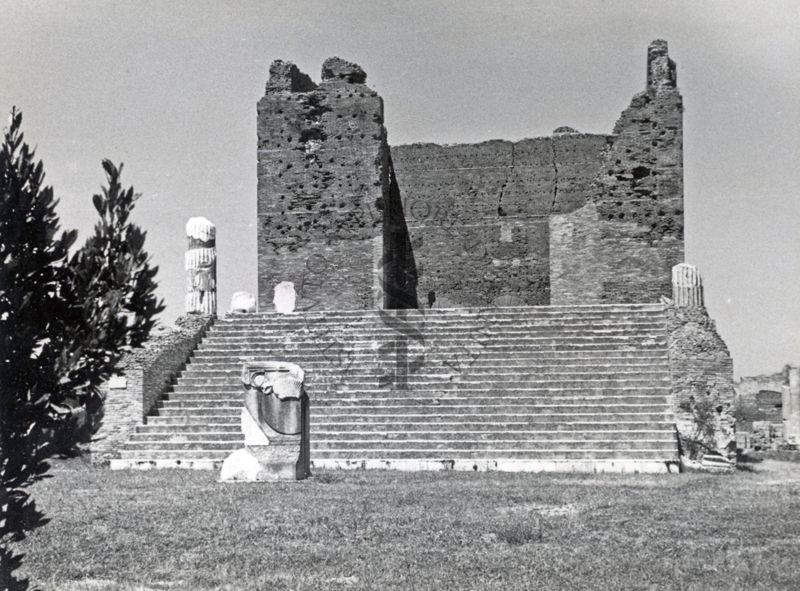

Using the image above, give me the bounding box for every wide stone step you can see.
[218,305,665,323]
[117,450,233,460]
[189,350,670,362]
[311,439,674,451]
[156,401,670,415]
[314,428,672,440]
[135,424,242,434]
[309,449,676,460]
[172,376,670,389]
[311,402,669,415]
[311,420,673,432]
[193,344,668,357]
[309,412,670,423]
[311,394,670,406]
[161,393,670,406]
[122,441,242,451]
[183,358,670,372]
[165,386,669,398]
[177,363,671,379]
[128,432,243,443]
[197,334,667,347]
[208,321,666,342]
[146,415,240,425]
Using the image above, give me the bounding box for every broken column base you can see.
[219,407,310,482]
[220,439,307,482]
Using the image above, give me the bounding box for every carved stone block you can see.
[220,362,310,482]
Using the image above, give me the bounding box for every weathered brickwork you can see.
[91,315,213,463]
[257,57,389,311]
[666,306,735,458]
[391,135,608,307]
[550,40,683,304]
[735,372,787,423]
[257,41,683,310]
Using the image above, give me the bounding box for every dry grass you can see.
[15,458,800,590]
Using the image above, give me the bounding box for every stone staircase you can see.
[110,304,678,473]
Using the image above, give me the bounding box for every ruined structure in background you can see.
[258,42,683,311]
[106,40,738,473]
[185,217,217,315]
[735,365,800,450]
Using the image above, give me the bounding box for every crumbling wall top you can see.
[266,60,317,92]
[321,56,367,84]
[647,39,677,94]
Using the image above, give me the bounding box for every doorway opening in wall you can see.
[427,291,436,309]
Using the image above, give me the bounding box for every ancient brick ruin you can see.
[101,41,738,473]
[257,41,683,311]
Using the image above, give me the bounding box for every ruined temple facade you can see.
[101,41,739,470]
[257,41,683,311]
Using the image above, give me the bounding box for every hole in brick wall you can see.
[632,166,651,179]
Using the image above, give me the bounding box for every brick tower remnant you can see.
[185,216,217,315]
[257,57,390,311]
[672,263,703,308]
[550,39,684,304]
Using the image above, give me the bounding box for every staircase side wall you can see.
[91,315,214,464]
[666,306,736,459]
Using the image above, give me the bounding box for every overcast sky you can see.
[1,0,798,378]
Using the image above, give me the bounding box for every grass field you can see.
[15,458,800,590]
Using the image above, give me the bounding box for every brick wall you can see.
[550,202,683,304]
[550,44,684,305]
[390,135,607,307]
[257,58,389,311]
[257,42,684,311]
[734,372,788,430]
[666,306,736,457]
[91,315,214,463]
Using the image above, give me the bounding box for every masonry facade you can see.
[257,41,683,311]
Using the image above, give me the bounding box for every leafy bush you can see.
[0,109,163,589]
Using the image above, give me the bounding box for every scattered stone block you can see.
[230,291,256,313]
[273,282,296,314]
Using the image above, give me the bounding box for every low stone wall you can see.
[91,314,214,464]
[666,305,736,459]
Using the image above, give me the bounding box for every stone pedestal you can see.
[220,362,309,482]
